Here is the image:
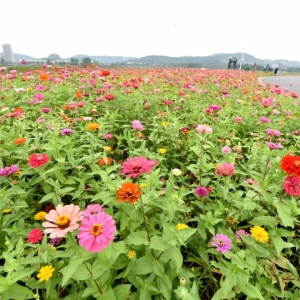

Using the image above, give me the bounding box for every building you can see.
[2,44,15,63]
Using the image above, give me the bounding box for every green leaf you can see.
[188,281,201,300]
[60,256,86,286]
[129,257,154,275]
[250,216,278,227]
[273,199,294,227]
[126,232,149,246]
[157,275,172,300]
[114,284,131,300]
[13,200,29,209]
[239,282,264,300]
[72,263,92,281]
[39,192,55,203]
[271,235,295,255]
[6,268,35,285]
[2,283,35,299]
[164,246,183,271]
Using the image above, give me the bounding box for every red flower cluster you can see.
[281,155,300,177]
[28,153,50,168]
[283,176,300,196]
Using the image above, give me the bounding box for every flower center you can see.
[124,190,133,198]
[294,160,300,167]
[57,215,71,229]
[90,223,102,236]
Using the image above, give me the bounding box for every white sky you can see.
[1,0,299,61]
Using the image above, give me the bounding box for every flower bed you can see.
[0,66,299,299]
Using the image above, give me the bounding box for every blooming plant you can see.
[0,67,300,299]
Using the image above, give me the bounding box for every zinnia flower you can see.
[104,94,114,101]
[14,137,26,145]
[176,223,189,230]
[215,163,235,176]
[221,146,232,154]
[281,155,300,177]
[116,182,142,204]
[250,226,269,243]
[27,228,44,243]
[98,157,113,165]
[195,124,212,134]
[282,176,300,196]
[266,129,280,136]
[211,234,232,253]
[37,265,55,282]
[127,250,136,259]
[266,142,283,150]
[172,168,182,176]
[121,156,158,178]
[0,165,19,177]
[259,117,271,123]
[60,128,73,135]
[235,229,250,240]
[87,123,100,131]
[34,211,47,220]
[195,186,208,197]
[159,148,167,154]
[132,120,144,131]
[82,204,104,217]
[42,204,83,238]
[28,153,50,168]
[103,133,113,139]
[77,212,116,253]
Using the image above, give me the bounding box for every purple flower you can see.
[266,142,283,150]
[34,94,45,100]
[259,117,271,123]
[235,229,250,241]
[49,238,63,246]
[132,120,144,131]
[211,234,232,253]
[36,85,45,92]
[221,146,232,154]
[40,107,52,113]
[60,128,73,135]
[266,129,280,136]
[36,118,46,123]
[0,165,19,177]
[243,178,259,187]
[103,133,113,139]
[195,186,208,197]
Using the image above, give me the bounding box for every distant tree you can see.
[82,57,91,64]
[70,58,79,65]
[244,65,251,71]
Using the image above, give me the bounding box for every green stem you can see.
[68,233,103,295]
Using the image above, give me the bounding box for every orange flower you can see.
[281,155,300,177]
[14,137,26,145]
[87,123,100,131]
[39,73,49,81]
[98,157,113,166]
[14,107,23,113]
[76,91,83,99]
[116,182,142,204]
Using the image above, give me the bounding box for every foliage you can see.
[0,66,300,299]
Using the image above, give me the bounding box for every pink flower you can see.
[259,117,270,123]
[234,117,243,123]
[215,163,235,176]
[221,146,232,154]
[195,186,208,197]
[243,178,259,187]
[40,107,52,113]
[121,156,159,178]
[103,133,113,139]
[42,204,83,238]
[235,229,250,240]
[196,124,212,134]
[266,129,280,136]
[36,118,46,123]
[132,120,144,131]
[265,142,283,150]
[28,153,50,168]
[0,165,19,177]
[28,229,44,243]
[282,176,300,196]
[272,110,280,115]
[77,212,116,253]
[211,234,232,253]
[260,97,275,108]
[82,204,104,217]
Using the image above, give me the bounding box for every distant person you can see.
[274,67,279,75]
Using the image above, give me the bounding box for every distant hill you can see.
[0,53,37,60]
[71,55,136,63]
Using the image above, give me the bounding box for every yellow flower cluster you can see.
[37,265,55,282]
[34,211,47,220]
[176,223,189,230]
[103,146,111,152]
[250,226,269,243]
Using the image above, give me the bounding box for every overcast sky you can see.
[1,0,299,61]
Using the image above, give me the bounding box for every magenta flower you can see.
[260,97,275,108]
[215,163,235,176]
[211,234,232,253]
[77,212,116,253]
[243,178,259,187]
[235,230,250,241]
[36,85,45,92]
[60,128,73,135]
[132,120,144,131]
[121,156,159,178]
[40,107,52,113]
[195,186,208,197]
[282,176,300,196]
[103,133,113,139]
[234,117,243,123]
[34,94,45,100]
[0,165,19,177]
[266,142,283,150]
[221,146,232,154]
[259,117,271,123]
[27,229,44,243]
[196,124,212,134]
[266,129,280,136]
[82,204,104,217]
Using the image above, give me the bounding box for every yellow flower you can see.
[159,148,167,154]
[191,267,195,272]
[161,121,168,127]
[226,217,236,224]
[87,123,100,131]
[250,226,269,243]
[34,211,47,220]
[184,94,190,98]
[176,223,189,230]
[27,87,32,91]
[14,170,22,176]
[103,146,111,152]
[50,245,56,251]
[139,183,147,188]
[2,209,12,213]
[127,250,136,259]
[37,265,55,282]
[291,232,295,237]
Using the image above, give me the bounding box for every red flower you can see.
[28,153,50,168]
[101,70,110,76]
[28,228,44,243]
[98,157,113,166]
[281,155,300,177]
[104,94,114,101]
[291,92,298,98]
[283,176,300,196]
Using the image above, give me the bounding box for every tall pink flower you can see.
[77,212,116,253]
[121,156,159,178]
[28,153,50,168]
[283,176,300,196]
[215,163,235,176]
[42,204,83,238]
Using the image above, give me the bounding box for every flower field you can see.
[1,65,300,300]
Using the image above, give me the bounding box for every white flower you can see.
[83,117,92,121]
[1,107,9,112]
[15,88,25,93]
[172,168,182,176]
